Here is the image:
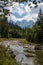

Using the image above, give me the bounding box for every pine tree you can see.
[0,1,9,38]
[36,9,43,44]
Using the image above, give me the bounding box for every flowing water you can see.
[3,41,43,65]
[10,44,35,65]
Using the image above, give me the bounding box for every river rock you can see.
[8,48,13,54]
[35,44,42,50]
[24,52,36,57]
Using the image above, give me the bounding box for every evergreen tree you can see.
[0,2,9,38]
[36,9,43,44]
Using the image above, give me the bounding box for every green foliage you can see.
[1,0,27,2]
[33,0,37,4]
[35,51,43,65]
[20,39,29,44]
[0,3,9,38]
[0,0,8,2]
[8,23,24,38]
[24,27,32,42]
[0,16,8,38]
[13,0,27,2]
[0,44,19,65]
[32,24,42,43]
[4,9,9,15]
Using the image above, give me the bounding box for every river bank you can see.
[0,39,43,65]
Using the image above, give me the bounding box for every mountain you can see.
[9,20,34,28]
[15,20,34,28]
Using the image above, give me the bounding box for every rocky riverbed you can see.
[0,40,43,65]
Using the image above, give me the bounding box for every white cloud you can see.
[8,2,43,23]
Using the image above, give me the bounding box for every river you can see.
[1,40,36,65]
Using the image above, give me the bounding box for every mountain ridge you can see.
[9,20,34,28]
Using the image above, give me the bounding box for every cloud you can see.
[8,2,43,23]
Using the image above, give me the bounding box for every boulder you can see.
[24,52,36,57]
[35,44,42,50]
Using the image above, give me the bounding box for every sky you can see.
[7,1,43,23]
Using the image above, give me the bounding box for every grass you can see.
[20,39,29,44]
[35,50,43,65]
[0,38,36,45]
[0,44,19,65]
[20,39,31,44]
[0,38,19,41]
[20,39,36,45]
